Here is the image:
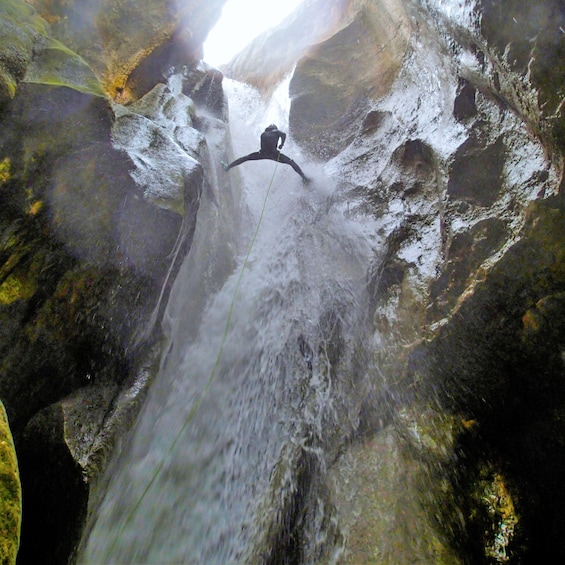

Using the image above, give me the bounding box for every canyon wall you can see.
[0,0,227,562]
[1,0,565,562]
[228,0,565,561]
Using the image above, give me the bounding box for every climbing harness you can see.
[107,155,281,552]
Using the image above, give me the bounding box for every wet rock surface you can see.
[1,0,565,562]
[478,0,565,162]
[419,196,565,562]
[230,0,565,562]
[289,0,411,158]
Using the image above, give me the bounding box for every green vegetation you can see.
[0,158,10,184]
[0,0,49,100]
[23,38,106,97]
[0,401,21,565]
[0,271,37,305]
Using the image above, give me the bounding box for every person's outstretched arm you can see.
[278,131,287,149]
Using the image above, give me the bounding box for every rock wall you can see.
[26,0,225,102]
[226,0,412,157]
[224,0,350,92]
[289,0,412,158]
[227,0,565,561]
[2,0,565,562]
[328,0,565,560]
[0,0,227,562]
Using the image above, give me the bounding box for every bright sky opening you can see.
[203,0,305,67]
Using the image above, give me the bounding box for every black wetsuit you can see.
[226,127,307,180]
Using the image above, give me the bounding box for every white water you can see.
[81,77,380,564]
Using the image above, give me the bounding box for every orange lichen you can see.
[28,200,43,216]
[462,419,478,430]
[521,309,541,333]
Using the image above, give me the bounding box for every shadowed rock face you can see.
[0,1,228,562]
[447,135,506,206]
[289,0,411,158]
[479,0,565,161]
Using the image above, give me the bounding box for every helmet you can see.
[265,124,278,131]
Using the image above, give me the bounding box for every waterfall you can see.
[80,75,380,564]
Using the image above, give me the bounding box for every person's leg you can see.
[225,151,264,170]
[277,152,308,180]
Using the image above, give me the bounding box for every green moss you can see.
[0,400,21,565]
[0,0,49,42]
[23,37,106,97]
[0,270,37,305]
[0,68,17,100]
[0,158,10,184]
[0,0,49,99]
[0,229,41,305]
[0,1,104,98]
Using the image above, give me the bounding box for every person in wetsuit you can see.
[222,124,310,183]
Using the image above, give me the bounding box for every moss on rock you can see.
[0,0,49,103]
[0,399,21,565]
[27,0,226,101]
[0,158,10,184]
[23,37,105,97]
[0,269,37,305]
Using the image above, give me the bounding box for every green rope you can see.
[107,158,280,553]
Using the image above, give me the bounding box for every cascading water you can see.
[80,75,381,564]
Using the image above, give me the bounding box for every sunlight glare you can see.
[203,0,305,67]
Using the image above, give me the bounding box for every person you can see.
[222,124,310,183]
